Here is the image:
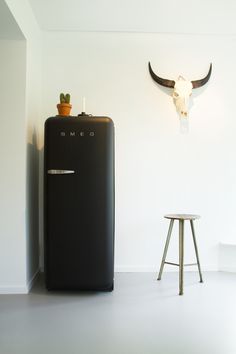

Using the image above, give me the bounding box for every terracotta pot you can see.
[57,103,72,116]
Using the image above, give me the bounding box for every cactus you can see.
[60,93,70,104]
[60,93,65,103]
[65,93,70,104]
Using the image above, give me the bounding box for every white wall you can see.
[0,0,42,293]
[41,32,236,271]
[0,39,27,291]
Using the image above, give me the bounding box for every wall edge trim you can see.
[0,268,40,294]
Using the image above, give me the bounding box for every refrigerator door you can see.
[44,116,114,290]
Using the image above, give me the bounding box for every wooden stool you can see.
[157,214,203,295]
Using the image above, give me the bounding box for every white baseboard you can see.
[115,266,157,272]
[2,265,232,294]
[0,285,29,294]
[115,265,219,272]
[219,267,236,273]
[0,268,40,295]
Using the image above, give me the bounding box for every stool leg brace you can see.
[157,219,203,295]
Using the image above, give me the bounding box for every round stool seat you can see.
[164,214,200,221]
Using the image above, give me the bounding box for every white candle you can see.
[82,97,86,112]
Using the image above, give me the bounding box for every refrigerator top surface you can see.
[45,115,114,127]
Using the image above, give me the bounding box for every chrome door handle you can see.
[47,169,75,175]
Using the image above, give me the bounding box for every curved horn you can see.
[148,62,175,88]
[191,63,212,89]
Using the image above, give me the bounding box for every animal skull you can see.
[148,63,212,117]
[173,77,193,117]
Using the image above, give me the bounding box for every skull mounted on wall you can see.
[148,62,212,118]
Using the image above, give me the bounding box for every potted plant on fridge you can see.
[57,93,72,116]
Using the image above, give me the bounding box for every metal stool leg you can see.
[157,219,174,280]
[190,220,203,283]
[179,220,184,295]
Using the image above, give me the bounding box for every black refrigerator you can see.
[44,115,115,291]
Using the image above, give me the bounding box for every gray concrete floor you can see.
[0,272,236,354]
